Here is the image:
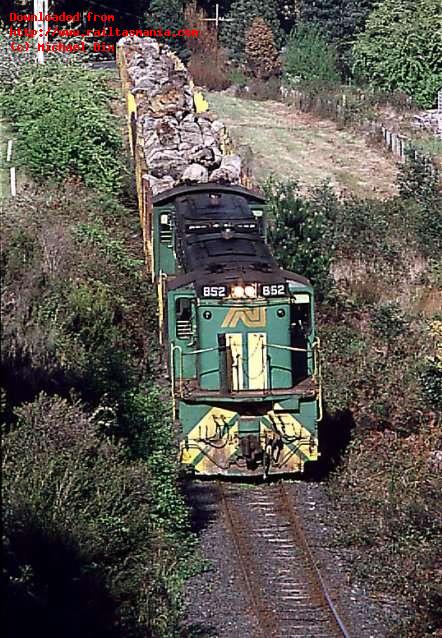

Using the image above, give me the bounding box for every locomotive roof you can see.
[153,182,312,292]
[175,190,255,221]
[152,182,265,206]
[183,233,276,272]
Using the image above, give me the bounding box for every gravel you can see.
[182,481,260,637]
[181,480,395,638]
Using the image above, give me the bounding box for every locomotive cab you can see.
[155,184,322,477]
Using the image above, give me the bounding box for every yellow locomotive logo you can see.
[222,307,266,328]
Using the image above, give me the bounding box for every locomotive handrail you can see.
[312,338,323,422]
[172,346,219,400]
[266,343,309,353]
[181,346,218,355]
[170,343,183,409]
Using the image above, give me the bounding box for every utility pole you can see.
[34,0,48,64]
[200,3,233,66]
[200,3,233,36]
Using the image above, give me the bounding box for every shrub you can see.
[184,0,217,56]
[419,357,442,411]
[1,185,157,415]
[228,66,248,88]
[220,0,282,61]
[396,151,442,256]
[0,26,77,87]
[240,76,282,101]
[2,394,193,638]
[283,23,340,85]
[264,178,338,298]
[371,302,407,340]
[329,421,442,636]
[147,0,189,60]
[184,2,231,90]
[245,17,281,79]
[1,64,125,194]
[188,50,231,90]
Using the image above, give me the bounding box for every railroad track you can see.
[218,482,351,638]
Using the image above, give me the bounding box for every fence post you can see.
[10,167,16,197]
[438,88,442,138]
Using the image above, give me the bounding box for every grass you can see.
[208,92,399,197]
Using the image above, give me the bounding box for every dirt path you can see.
[208,92,398,198]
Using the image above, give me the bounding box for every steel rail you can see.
[217,482,353,638]
[217,482,269,638]
[279,483,352,638]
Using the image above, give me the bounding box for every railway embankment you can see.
[261,126,442,635]
[1,62,197,638]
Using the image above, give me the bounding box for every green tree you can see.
[352,0,442,107]
[283,23,340,84]
[147,0,189,59]
[342,0,376,38]
[220,0,282,61]
[299,0,376,74]
[265,178,338,298]
[299,0,345,42]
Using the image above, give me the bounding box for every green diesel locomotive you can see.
[152,183,322,478]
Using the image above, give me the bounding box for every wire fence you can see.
[283,87,442,167]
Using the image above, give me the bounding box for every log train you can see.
[117,39,322,478]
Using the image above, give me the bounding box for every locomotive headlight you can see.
[232,285,245,298]
[244,284,257,298]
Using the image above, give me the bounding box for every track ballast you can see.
[218,482,352,638]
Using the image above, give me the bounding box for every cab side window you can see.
[292,303,311,337]
[291,303,310,382]
[160,213,172,244]
[175,298,193,340]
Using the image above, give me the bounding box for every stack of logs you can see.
[118,36,245,196]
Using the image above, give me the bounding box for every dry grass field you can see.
[208,92,399,197]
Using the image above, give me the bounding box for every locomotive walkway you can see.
[218,482,352,638]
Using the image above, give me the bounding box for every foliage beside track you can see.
[266,156,442,635]
[1,64,196,638]
[1,65,125,194]
[1,181,196,638]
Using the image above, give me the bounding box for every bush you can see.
[1,64,125,194]
[245,17,281,79]
[0,184,157,417]
[419,357,442,411]
[240,76,282,101]
[0,26,75,87]
[220,0,282,61]
[184,1,231,90]
[352,0,442,108]
[228,67,248,88]
[188,50,231,90]
[283,23,340,85]
[397,151,442,256]
[329,421,442,636]
[264,178,338,298]
[147,0,189,61]
[371,302,407,340]
[2,394,193,638]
